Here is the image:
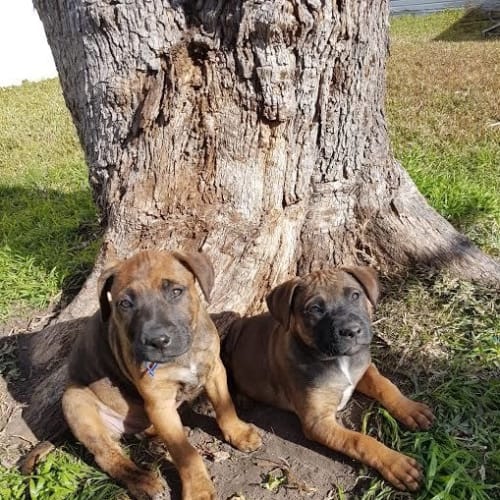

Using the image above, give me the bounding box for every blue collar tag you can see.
[146,362,159,377]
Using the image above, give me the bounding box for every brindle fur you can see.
[223,267,434,492]
[62,251,261,500]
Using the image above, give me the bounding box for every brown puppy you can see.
[223,268,434,492]
[62,250,261,500]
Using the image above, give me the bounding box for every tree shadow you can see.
[434,6,500,41]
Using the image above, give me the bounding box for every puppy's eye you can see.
[351,291,360,301]
[171,287,184,298]
[308,304,324,314]
[118,298,133,310]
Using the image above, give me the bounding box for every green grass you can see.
[0,7,499,500]
[361,273,500,500]
[387,10,500,257]
[0,80,99,321]
[389,9,493,42]
[358,11,500,499]
[0,448,125,499]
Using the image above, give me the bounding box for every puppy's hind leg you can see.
[62,384,166,499]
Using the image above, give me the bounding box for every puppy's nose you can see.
[339,325,362,338]
[146,334,171,349]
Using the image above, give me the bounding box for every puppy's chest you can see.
[336,357,358,410]
[317,356,368,411]
[176,363,207,401]
[158,360,210,403]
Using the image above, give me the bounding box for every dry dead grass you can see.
[388,28,500,146]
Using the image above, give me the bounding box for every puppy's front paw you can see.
[380,450,423,492]
[394,397,434,431]
[127,468,167,499]
[150,491,170,500]
[224,421,262,452]
[182,477,216,500]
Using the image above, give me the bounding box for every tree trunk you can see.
[19,0,498,440]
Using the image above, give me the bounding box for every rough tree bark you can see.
[18,0,498,440]
[36,0,500,315]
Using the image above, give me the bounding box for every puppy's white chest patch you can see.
[174,362,199,386]
[337,356,355,411]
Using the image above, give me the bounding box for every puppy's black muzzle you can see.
[315,311,372,357]
[141,324,172,350]
[134,318,192,363]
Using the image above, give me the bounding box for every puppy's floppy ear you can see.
[266,278,301,329]
[97,265,119,322]
[342,266,380,308]
[173,251,215,302]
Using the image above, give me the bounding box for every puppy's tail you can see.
[19,441,56,475]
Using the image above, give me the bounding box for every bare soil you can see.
[180,396,372,500]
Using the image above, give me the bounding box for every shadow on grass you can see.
[0,185,100,312]
[434,6,500,41]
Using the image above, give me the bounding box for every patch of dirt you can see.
[177,396,373,499]
[0,309,57,467]
[125,395,373,499]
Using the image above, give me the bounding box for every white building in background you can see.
[0,1,57,87]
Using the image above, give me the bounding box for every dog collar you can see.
[145,362,159,377]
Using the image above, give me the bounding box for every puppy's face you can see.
[98,251,214,364]
[267,268,379,359]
